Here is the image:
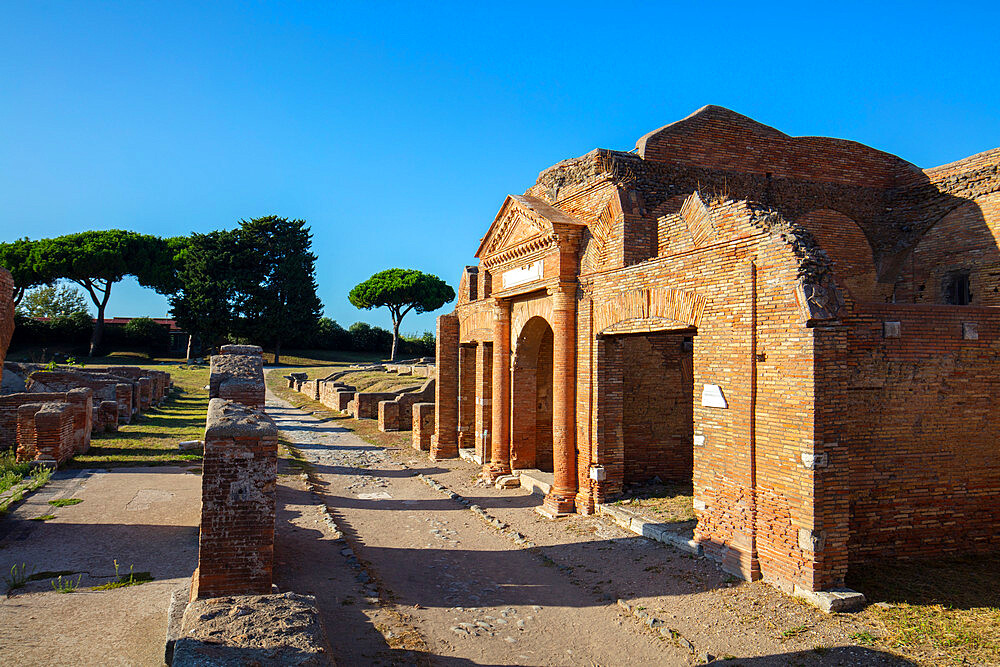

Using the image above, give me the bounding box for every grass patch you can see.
[51,574,82,593]
[92,561,153,590]
[612,480,696,525]
[66,364,210,468]
[0,466,52,514]
[29,514,56,521]
[263,349,385,366]
[850,554,1000,665]
[0,451,34,495]
[48,498,83,507]
[3,563,34,592]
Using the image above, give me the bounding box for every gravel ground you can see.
[267,388,912,667]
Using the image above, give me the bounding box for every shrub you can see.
[123,317,170,351]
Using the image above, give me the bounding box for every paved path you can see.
[267,389,686,666]
[0,466,200,666]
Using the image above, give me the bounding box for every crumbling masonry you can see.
[434,106,1000,599]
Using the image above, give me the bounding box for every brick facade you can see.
[412,402,435,451]
[209,353,265,409]
[436,105,1000,595]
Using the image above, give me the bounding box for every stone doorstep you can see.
[597,503,701,557]
[164,581,190,665]
[793,586,867,613]
[458,448,482,465]
[516,468,553,497]
[597,503,866,614]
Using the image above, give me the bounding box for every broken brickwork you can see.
[16,401,75,465]
[193,398,277,599]
[26,370,136,424]
[412,402,435,451]
[377,379,435,432]
[209,353,265,409]
[437,105,1000,597]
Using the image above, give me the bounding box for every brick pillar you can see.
[544,283,578,515]
[485,299,511,480]
[457,344,476,450]
[474,342,493,465]
[431,313,459,460]
[194,399,277,599]
[64,387,93,454]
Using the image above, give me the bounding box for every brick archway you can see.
[510,316,554,472]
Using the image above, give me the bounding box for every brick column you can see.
[431,313,459,460]
[474,341,493,465]
[485,299,511,480]
[457,343,476,450]
[544,283,578,515]
[194,399,277,599]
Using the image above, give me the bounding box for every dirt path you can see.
[266,390,911,667]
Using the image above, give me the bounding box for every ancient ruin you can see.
[432,105,1000,600]
[192,346,276,599]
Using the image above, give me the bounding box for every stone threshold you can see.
[597,503,866,613]
[458,447,481,464]
[597,502,701,556]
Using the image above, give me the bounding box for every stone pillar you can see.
[474,341,493,465]
[543,284,578,516]
[485,299,511,480]
[193,399,277,599]
[431,313,459,460]
[457,344,476,450]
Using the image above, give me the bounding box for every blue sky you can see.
[2,1,999,334]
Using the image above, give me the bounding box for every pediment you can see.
[475,195,586,259]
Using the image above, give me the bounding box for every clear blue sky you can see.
[3,1,999,334]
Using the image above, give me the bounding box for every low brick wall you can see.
[349,392,399,420]
[16,402,75,465]
[209,354,265,409]
[97,400,119,432]
[1,389,92,455]
[193,398,277,599]
[326,389,355,412]
[377,379,435,432]
[412,402,435,451]
[26,370,134,424]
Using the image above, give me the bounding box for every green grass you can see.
[92,561,153,590]
[28,514,56,521]
[850,554,1000,665]
[265,349,385,366]
[0,466,52,514]
[66,364,210,468]
[51,574,82,593]
[48,498,83,507]
[0,450,34,495]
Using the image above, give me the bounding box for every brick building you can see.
[435,106,1000,596]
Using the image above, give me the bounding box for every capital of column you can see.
[492,298,510,321]
[546,282,578,309]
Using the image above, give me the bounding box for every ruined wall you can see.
[194,398,277,599]
[892,192,1000,305]
[816,303,1000,564]
[579,196,828,591]
[209,353,265,409]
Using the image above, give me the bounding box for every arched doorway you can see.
[510,316,554,472]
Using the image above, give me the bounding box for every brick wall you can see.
[620,333,693,484]
[376,380,435,432]
[412,402,435,451]
[16,402,75,465]
[432,314,459,460]
[193,398,277,599]
[442,106,1000,595]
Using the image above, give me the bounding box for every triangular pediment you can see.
[475,194,586,259]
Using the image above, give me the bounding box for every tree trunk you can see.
[274,339,281,365]
[185,334,193,361]
[391,320,400,362]
[89,305,105,357]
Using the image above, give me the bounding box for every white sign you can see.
[701,384,728,409]
[502,260,544,289]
